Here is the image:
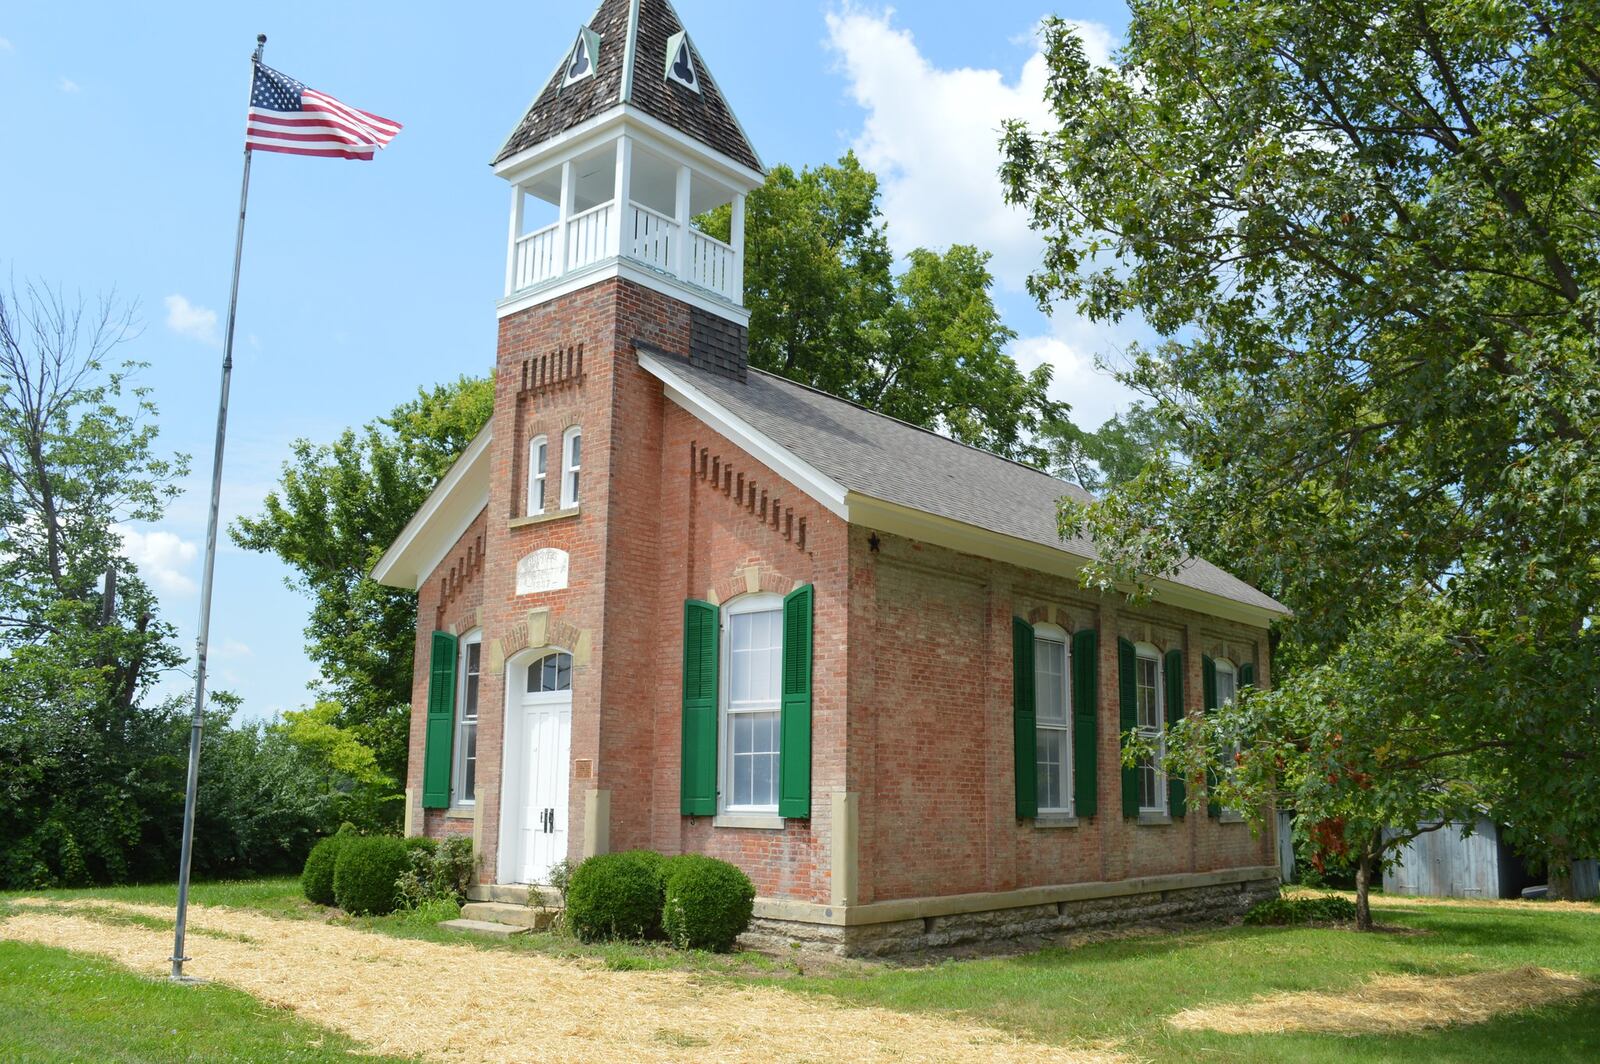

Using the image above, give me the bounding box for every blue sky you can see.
[1,1,1142,720]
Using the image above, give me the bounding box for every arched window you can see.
[1214,658,1237,707]
[453,630,483,807]
[561,426,582,510]
[528,651,573,694]
[1135,642,1165,814]
[527,435,548,516]
[1033,624,1072,813]
[721,593,783,813]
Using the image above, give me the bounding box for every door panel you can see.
[516,700,571,885]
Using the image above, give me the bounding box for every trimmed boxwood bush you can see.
[332,836,411,916]
[565,851,666,941]
[661,854,755,953]
[1244,894,1357,926]
[301,833,352,905]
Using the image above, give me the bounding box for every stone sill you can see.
[713,812,785,831]
[1136,813,1174,826]
[1032,814,1080,829]
[509,506,580,529]
[445,806,476,820]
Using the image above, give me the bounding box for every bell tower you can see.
[467,0,766,874]
[492,0,763,377]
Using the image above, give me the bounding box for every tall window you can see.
[722,594,783,812]
[1034,626,1071,813]
[527,435,548,516]
[1136,644,1165,813]
[529,651,573,693]
[1215,658,1239,799]
[454,632,482,806]
[561,427,581,509]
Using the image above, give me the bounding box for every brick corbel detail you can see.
[690,441,807,553]
[436,533,486,612]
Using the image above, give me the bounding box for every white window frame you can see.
[560,426,581,510]
[1214,658,1239,809]
[1135,642,1166,815]
[718,592,784,816]
[1034,624,1073,815]
[453,630,483,808]
[527,649,574,695]
[527,435,549,516]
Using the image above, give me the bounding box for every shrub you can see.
[397,836,474,909]
[332,835,411,916]
[301,833,353,905]
[661,854,755,953]
[546,857,575,899]
[1244,894,1358,926]
[565,851,667,941]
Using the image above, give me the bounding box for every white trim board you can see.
[498,257,751,326]
[370,425,493,590]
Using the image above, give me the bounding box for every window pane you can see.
[729,608,781,708]
[536,442,547,475]
[1136,655,1160,730]
[462,723,477,802]
[1034,638,1067,724]
[463,642,481,720]
[569,433,581,468]
[1216,668,1236,706]
[1036,726,1067,811]
[1140,760,1158,810]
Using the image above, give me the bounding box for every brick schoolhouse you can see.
[372,0,1291,953]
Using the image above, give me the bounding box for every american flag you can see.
[246,62,401,160]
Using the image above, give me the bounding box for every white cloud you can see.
[164,294,220,347]
[218,639,253,660]
[115,525,199,597]
[59,77,79,93]
[824,6,1114,293]
[1011,318,1143,431]
[0,36,14,52]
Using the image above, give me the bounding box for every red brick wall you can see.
[850,528,1274,904]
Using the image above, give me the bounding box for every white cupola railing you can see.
[503,132,747,308]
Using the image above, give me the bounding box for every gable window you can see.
[529,651,573,693]
[561,427,581,509]
[1135,643,1165,814]
[722,594,783,813]
[453,631,483,806]
[562,28,599,89]
[665,31,700,93]
[527,435,548,516]
[1034,625,1072,813]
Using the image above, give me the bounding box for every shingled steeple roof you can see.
[494,0,762,173]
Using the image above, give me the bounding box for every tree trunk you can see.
[1354,853,1374,931]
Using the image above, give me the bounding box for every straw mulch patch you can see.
[0,899,1121,1064]
[1168,965,1594,1036]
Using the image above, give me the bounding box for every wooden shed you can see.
[1384,819,1599,900]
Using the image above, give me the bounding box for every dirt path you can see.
[1,899,1120,1064]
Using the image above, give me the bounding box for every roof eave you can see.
[370,425,493,591]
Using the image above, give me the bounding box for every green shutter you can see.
[680,600,719,816]
[1118,637,1139,818]
[421,631,458,810]
[1203,655,1220,817]
[1240,662,1255,689]
[1013,617,1037,819]
[1165,648,1186,817]
[779,585,814,819]
[1071,628,1098,817]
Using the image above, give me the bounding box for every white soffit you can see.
[370,425,493,590]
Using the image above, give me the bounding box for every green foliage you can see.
[301,834,351,906]
[396,835,473,909]
[1042,402,1177,494]
[231,376,494,781]
[276,700,401,834]
[703,152,1065,464]
[545,857,575,899]
[1243,895,1358,926]
[1002,4,1600,916]
[660,854,755,953]
[565,851,667,942]
[331,835,410,916]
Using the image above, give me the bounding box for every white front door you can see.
[504,650,573,886]
[520,697,571,884]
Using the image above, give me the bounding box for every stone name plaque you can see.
[516,548,569,595]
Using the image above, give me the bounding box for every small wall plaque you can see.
[573,759,593,781]
[516,548,569,595]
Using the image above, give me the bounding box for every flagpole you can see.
[170,31,266,983]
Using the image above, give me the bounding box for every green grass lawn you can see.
[0,939,415,1064]
[4,877,1598,1062]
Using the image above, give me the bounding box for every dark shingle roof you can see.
[494,0,762,173]
[644,348,1290,616]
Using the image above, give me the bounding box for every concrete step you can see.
[440,918,528,939]
[466,883,563,908]
[460,902,555,930]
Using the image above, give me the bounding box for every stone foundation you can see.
[743,870,1280,957]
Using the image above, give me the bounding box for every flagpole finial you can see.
[254,34,266,62]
